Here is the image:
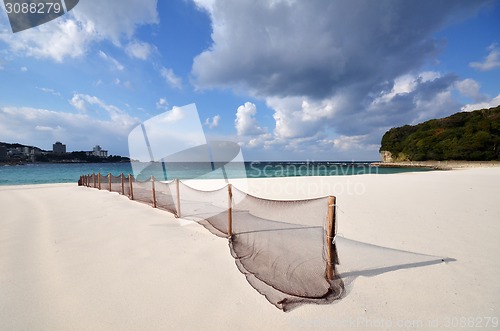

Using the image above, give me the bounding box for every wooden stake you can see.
[108,173,112,191]
[175,178,181,218]
[129,174,134,200]
[227,184,233,238]
[93,173,96,188]
[151,176,157,208]
[98,173,101,190]
[121,173,125,195]
[326,196,338,281]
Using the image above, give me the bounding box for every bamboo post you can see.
[93,173,96,188]
[227,184,233,238]
[326,196,338,281]
[129,174,134,200]
[121,173,125,195]
[108,173,112,191]
[175,178,181,218]
[98,173,101,190]
[151,176,157,208]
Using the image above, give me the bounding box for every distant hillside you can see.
[380,105,500,162]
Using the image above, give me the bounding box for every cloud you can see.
[470,44,500,71]
[125,40,154,60]
[235,102,266,136]
[204,115,220,128]
[36,87,61,97]
[454,78,486,102]
[98,50,124,71]
[192,0,485,98]
[20,66,27,72]
[0,105,138,154]
[0,0,158,62]
[0,18,96,62]
[69,93,138,128]
[461,93,500,112]
[192,0,488,159]
[156,97,169,110]
[160,66,182,89]
[239,71,466,157]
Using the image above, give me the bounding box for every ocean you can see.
[0,162,432,186]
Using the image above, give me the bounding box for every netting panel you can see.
[79,173,447,312]
[155,180,178,215]
[110,175,123,193]
[177,182,229,230]
[123,176,131,197]
[133,179,153,205]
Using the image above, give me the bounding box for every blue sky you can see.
[0,0,499,161]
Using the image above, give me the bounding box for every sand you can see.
[1,168,499,330]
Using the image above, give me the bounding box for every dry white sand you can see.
[1,168,499,330]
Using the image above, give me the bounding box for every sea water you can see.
[0,161,432,186]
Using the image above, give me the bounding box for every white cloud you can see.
[235,102,266,136]
[0,0,158,62]
[0,105,138,154]
[454,78,486,102]
[0,18,95,62]
[69,93,138,127]
[125,40,154,60]
[160,66,182,89]
[20,66,28,72]
[470,44,500,71]
[36,87,61,97]
[35,125,64,132]
[156,98,169,110]
[98,50,124,71]
[204,115,220,128]
[332,135,371,152]
[73,0,158,43]
[461,93,500,112]
[267,95,345,139]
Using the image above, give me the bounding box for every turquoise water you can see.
[0,162,432,186]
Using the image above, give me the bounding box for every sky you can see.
[0,0,499,161]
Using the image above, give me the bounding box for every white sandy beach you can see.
[1,168,499,330]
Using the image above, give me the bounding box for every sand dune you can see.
[1,168,499,330]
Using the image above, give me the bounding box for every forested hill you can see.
[380,105,500,161]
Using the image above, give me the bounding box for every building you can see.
[92,145,108,158]
[0,145,6,161]
[53,141,67,154]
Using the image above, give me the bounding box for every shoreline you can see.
[371,160,500,170]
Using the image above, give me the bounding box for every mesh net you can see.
[110,175,123,193]
[80,173,447,312]
[123,175,131,197]
[177,181,229,228]
[226,187,342,310]
[155,180,178,215]
[133,178,154,205]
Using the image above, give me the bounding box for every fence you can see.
[78,172,341,311]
